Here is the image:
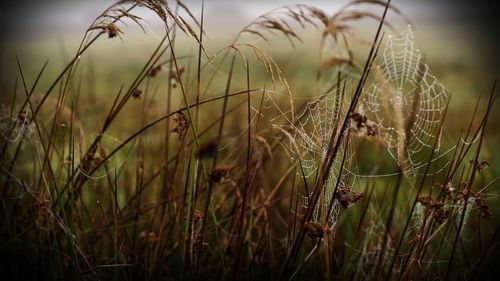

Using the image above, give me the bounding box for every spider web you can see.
[279,93,356,228]
[360,25,448,174]
[275,25,449,227]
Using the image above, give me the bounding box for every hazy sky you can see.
[0,0,499,68]
[1,0,498,36]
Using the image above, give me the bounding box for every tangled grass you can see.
[0,0,498,280]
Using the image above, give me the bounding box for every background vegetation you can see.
[0,0,498,280]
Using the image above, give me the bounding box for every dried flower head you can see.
[106,24,121,38]
[474,194,492,219]
[417,195,443,209]
[172,112,188,140]
[349,111,377,137]
[441,182,455,199]
[303,221,332,243]
[170,66,185,88]
[434,207,450,223]
[210,166,231,184]
[148,64,162,78]
[193,209,204,220]
[417,195,449,223]
[335,187,363,208]
[193,237,208,254]
[132,88,143,99]
[469,160,490,174]
[80,152,103,173]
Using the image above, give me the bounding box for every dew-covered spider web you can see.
[360,25,449,174]
[274,25,449,228]
[277,91,357,228]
